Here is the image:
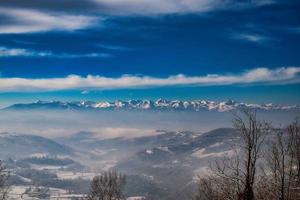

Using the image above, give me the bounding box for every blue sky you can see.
[0,0,300,106]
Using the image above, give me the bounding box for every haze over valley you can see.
[0,102,299,199]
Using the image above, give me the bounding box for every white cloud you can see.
[92,0,272,16]
[288,27,300,34]
[97,44,134,51]
[0,46,54,57]
[93,0,223,15]
[0,46,111,58]
[0,0,274,34]
[0,67,299,92]
[233,33,269,43]
[0,47,34,57]
[0,8,99,34]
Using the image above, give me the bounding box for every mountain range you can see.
[4,99,300,112]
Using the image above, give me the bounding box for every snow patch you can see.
[191,148,236,159]
[146,149,153,154]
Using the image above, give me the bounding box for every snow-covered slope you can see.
[4,99,299,112]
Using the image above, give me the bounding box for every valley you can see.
[1,128,240,200]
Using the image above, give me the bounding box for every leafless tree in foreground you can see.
[193,110,270,200]
[288,119,300,186]
[86,170,126,200]
[264,119,300,200]
[233,110,270,200]
[0,160,9,200]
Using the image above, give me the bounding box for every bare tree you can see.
[86,170,126,200]
[0,161,9,200]
[200,150,244,200]
[193,110,270,200]
[232,110,270,200]
[287,119,300,199]
[265,129,293,200]
[265,119,300,200]
[287,119,300,185]
[193,175,223,200]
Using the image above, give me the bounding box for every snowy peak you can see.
[4,99,300,112]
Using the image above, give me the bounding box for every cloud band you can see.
[0,46,111,58]
[0,0,273,34]
[0,67,299,92]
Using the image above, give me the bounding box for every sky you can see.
[0,0,300,106]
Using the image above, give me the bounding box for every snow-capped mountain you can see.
[4,99,299,112]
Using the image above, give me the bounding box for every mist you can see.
[0,109,299,138]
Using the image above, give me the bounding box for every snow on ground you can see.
[89,149,109,156]
[157,146,173,154]
[29,153,49,158]
[172,160,179,164]
[8,186,78,200]
[30,164,66,170]
[127,196,146,200]
[146,149,153,154]
[191,148,235,159]
[141,173,154,181]
[56,170,97,180]
[50,194,85,199]
[208,142,224,148]
[8,186,27,200]
[16,175,32,183]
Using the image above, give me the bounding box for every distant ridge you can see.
[3,99,300,112]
